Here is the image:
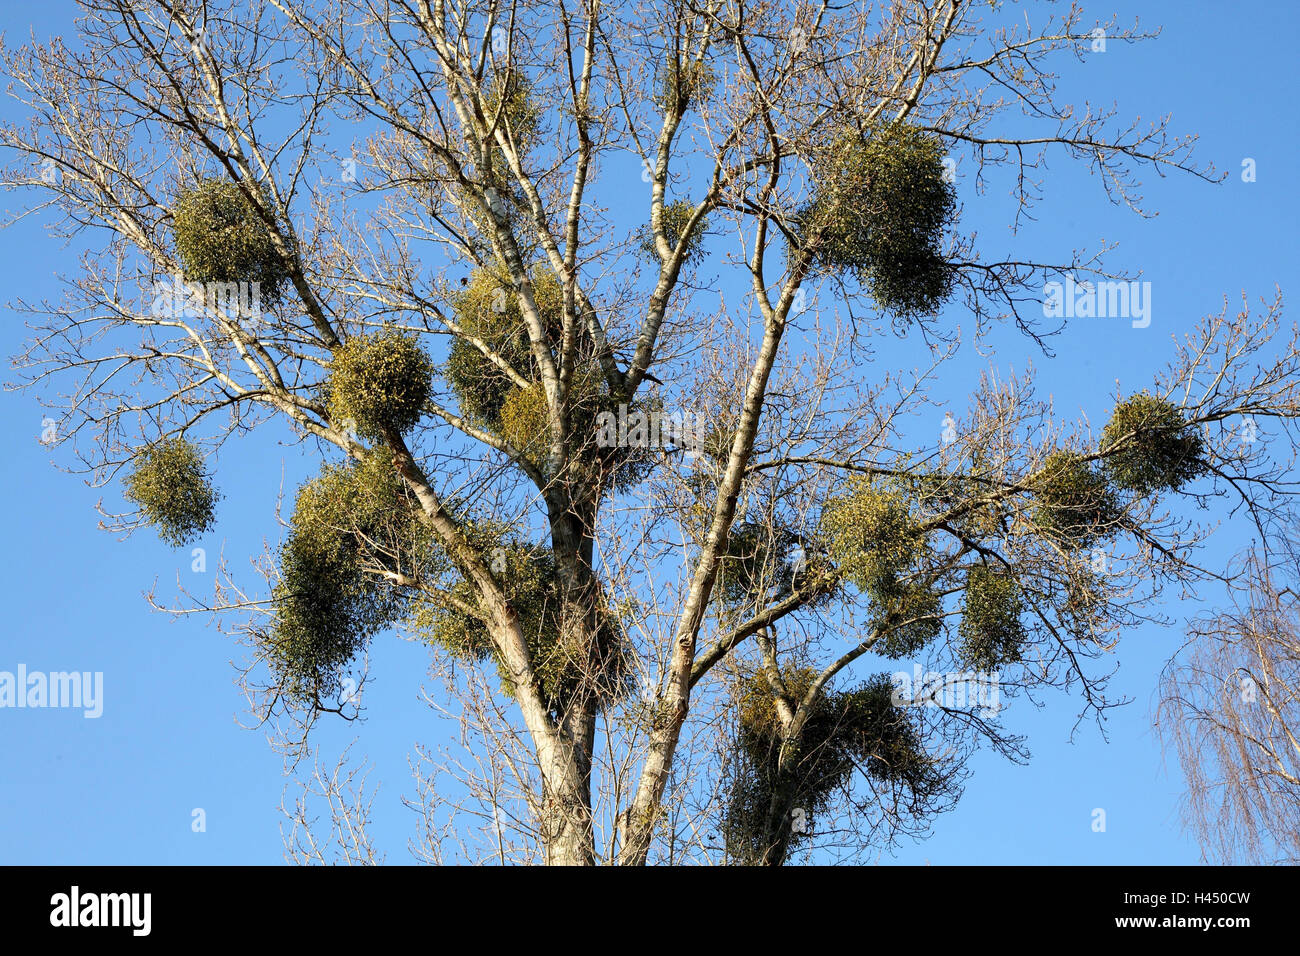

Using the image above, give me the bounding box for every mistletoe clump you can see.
[172,177,291,303]
[958,564,1026,669]
[497,382,552,454]
[637,200,708,264]
[269,535,375,702]
[462,68,541,243]
[717,522,803,605]
[447,265,655,483]
[821,480,941,656]
[124,437,219,548]
[483,67,541,147]
[421,535,632,715]
[805,123,956,319]
[290,451,429,566]
[267,453,421,701]
[326,330,433,441]
[659,54,714,114]
[716,521,831,607]
[1031,451,1121,547]
[446,265,564,426]
[498,364,616,459]
[1101,392,1206,496]
[725,668,936,864]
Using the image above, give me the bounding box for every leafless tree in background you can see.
[1158,542,1300,864]
[281,741,386,865]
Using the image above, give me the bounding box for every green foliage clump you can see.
[497,382,551,454]
[1101,392,1206,496]
[446,265,655,485]
[267,452,422,701]
[725,668,936,864]
[821,480,941,656]
[804,123,956,319]
[446,265,564,426]
[421,535,631,715]
[659,55,714,113]
[419,534,517,666]
[124,437,219,548]
[483,67,541,148]
[637,200,708,264]
[497,367,611,459]
[326,330,433,440]
[958,565,1026,669]
[270,536,376,702]
[292,451,429,564]
[1062,565,1108,635]
[700,419,736,465]
[172,177,290,304]
[1031,451,1120,547]
[716,521,832,608]
[464,68,540,245]
[717,522,802,605]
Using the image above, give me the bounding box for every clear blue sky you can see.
[0,0,1296,865]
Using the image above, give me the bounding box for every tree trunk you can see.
[539,496,601,865]
[757,743,802,866]
[540,745,595,866]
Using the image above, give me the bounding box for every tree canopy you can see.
[5,0,1298,865]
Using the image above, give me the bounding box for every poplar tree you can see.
[5,0,1298,865]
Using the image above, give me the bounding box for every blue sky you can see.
[0,0,1296,865]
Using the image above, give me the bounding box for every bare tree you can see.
[1158,541,1300,865]
[3,0,1297,865]
[281,741,386,865]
